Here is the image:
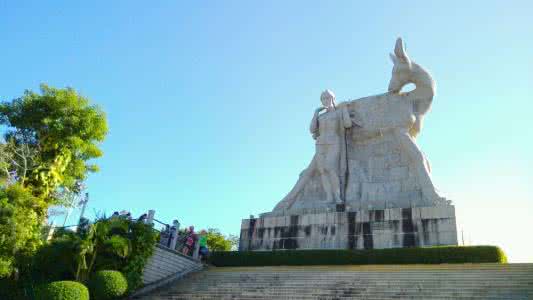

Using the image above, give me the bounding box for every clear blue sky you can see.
[1,1,531,261]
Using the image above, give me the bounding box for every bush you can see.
[209,246,507,267]
[0,277,25,300]
[35,280,89,300]
[31,236,79,284]
[88,270,128,300]
[120,219,158,292]
[30,217,157,294]
[0,184,45,278]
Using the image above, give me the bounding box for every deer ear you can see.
[389,53,398,64]
[394,37,411,64]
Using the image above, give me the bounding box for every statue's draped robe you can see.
[274,108,349,211]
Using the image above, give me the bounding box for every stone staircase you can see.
[135,263,533,299]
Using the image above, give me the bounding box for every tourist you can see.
[182,226,197,256]
[198,230,209,261]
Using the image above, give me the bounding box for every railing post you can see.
[169,220,180,250]
[173,219,180,232]
[192,237,201,261]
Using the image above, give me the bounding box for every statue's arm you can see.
[310,109,321,139]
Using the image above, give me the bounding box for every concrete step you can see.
[135,263,533,300]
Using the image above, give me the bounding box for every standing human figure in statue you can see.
[275,90,353,210]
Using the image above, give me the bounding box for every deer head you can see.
[388,38,413,93]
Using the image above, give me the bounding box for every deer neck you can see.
[407,63,435,102]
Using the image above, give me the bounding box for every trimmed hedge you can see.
[35,281,89,300]
[209,246,507,267]
[88,270,128,300]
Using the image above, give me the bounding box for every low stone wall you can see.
[142,244,203,285]
[240,205,457,251]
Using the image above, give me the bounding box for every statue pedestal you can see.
[239,205,457,251]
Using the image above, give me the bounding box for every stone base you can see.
[239,205,457,251]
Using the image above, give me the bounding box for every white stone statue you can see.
[273,38,447,214]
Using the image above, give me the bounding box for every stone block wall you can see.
[142,244,203,285]
[240,206,457,251]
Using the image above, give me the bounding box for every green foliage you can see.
[31,217,158,294]
[208,246,507,267]
[206,228,238,251]
[88,270,128,300]
[0,84,108,201]
[32,235,78,283]
[0,184,45,278]
[0,84,109,296]
[120,218,159,292]
[0,277,26,299]
[35,280,89,300]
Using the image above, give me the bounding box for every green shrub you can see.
[0,277,25,300]
[120,220,158,292]
[88,270,128,300]
[35,280,89,300]
[0,184,45,279]
[30,217,157,294]
[209,246,507,267]
[31,236,79,284]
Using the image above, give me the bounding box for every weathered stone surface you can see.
[273,38,448,214]
[241,38,458,252]
[134,264,533,299]
[240,206,458,251]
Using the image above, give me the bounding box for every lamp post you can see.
[78,192,89,225]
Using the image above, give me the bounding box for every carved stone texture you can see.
[273,38,448,215]
[240,206,458,251]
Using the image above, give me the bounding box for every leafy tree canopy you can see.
[0,84,108,280]
[206,228,238,252]
[0,84,108,201]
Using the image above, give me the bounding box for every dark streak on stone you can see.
[401,208,412,220]
[362,222,371,234]
[274,227,281,238]
[363,222,373,249]
[238,229,246,251]
[282,215,299,250]
[321,226,328,235]
[348,212,357,249]
[374,210,384,222]
[421,219,430,243]
[247,218,256,251]
[401,208,416,247]
[281,238,297,249]
[304,225,311,236]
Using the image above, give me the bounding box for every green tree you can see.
[0,184,45,278]
[206,229,238,251]
[0,84,108,202]
[0,84,108,280]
